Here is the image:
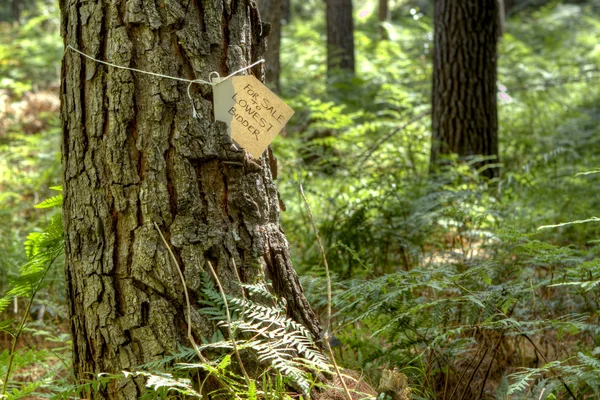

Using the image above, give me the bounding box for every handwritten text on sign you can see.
[213,75,294,159]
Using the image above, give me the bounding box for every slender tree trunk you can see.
[282,0,291,24]
[498,0,505,35]
[503,0,551,17]
[378,0,389,22]
[326,0,355,76]
[10,0,23,23]
[504,0,515,14]
[378,0,390,39]
[59,0,321,398]
[430,0,500,178]
[258,0,284,92]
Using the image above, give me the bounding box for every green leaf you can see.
[217,354,231,371]
[34,194,63,209]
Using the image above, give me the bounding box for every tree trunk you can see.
[10,0,24,23]
[430,0,500,178]
[326,0,355,76]
[503,0,551,18]
[258,0,284,93]
[59,0,321,398]
[498,0,505,36]
[282,0,291,24]
[378,0,390,39]
[504,0,515,14]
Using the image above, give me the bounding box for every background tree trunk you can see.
[498,0,505,36]
[430,0,500,178]
[59,0,321,398]
[378,0,390,39]
[326,0,355,76]
[282,0,291,24]
[504,0,552,18]
[10,0,24,23]
[504,0,515,14]
[258,0,284,92]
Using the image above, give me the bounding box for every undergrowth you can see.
[277,1,600,399]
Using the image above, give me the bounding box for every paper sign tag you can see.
[213,75,294,159]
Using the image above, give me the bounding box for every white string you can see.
[64,45,265,118]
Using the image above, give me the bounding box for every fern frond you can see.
[34,194,63,209]
[121,371,202,399]
[578,352,600,370]
[198,273,330,394]
[139,344,198,370]
[0,296,12,315]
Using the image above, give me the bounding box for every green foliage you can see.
[75,276,332,399]
[0,114,62,300]
[33,187,62,210]
[0,5,64,394]
[0,192,65,398]
[0,192,63,323]
[276,0,600,398]
[2,0,600,398]
[199,274,330,396]
[0,2,61,95]
[123,370,203,399]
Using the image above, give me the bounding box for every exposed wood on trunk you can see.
[59,0,321,397]
[430,0,500,178]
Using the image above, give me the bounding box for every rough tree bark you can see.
[430,0,500,178]
[326,0,355,76]
[59,0,321,398]
[257,0,284,92]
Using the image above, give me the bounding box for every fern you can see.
[122,370,202,399]
[177,354,260,398]
[0,213,63,315]
[33,193,63,210]
[0,192,64,397]
[138,344,198,371]
[198,272,330,395]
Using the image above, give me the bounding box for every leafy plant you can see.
[198,275,331,396]
[0,188,63,398]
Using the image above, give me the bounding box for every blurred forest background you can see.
[2,0,600,398]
